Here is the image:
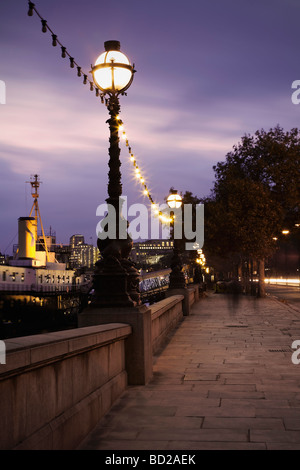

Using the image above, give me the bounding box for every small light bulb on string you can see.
[77,66,82,77]
[52,34,57,47]
[118,116,173,228]
[69,57,75,68]
[28,2,35,16]
[83,74,87,84]
[90,82,94,91]
[61,46,66,58]
[153,205,159,215]
[41,19,47,33]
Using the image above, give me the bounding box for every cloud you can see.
[1,0,299,253]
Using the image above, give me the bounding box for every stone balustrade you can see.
[150,295,184,355]
[0,285,200,449]
[0,324,131,450]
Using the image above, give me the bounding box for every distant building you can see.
[70,234,85,249]
[131,239,173,267]
[69,234,100,269]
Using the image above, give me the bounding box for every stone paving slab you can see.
[78,292,300,450]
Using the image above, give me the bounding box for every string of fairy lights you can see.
[117,116,173,223]
[27,0,173,224]
[26,1,209,268]
[27,2,99,98]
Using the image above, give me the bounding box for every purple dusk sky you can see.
[0,0,299,254]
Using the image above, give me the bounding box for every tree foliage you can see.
[213,125,300,225]
[203,126,300,296]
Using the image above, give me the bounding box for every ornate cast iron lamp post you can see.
[91,41,140,307]
[167,189,186,289]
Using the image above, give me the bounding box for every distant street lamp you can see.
[90,41,140,307]
[167,191,183,210]
[282,229,290,278]
[167,189,186,289]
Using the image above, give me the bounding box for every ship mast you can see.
[27,174,50,262]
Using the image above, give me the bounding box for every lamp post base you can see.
[169,269,186,290]
[92,256,136,308]
[168,247,186,290]
[92,242,142,308]
[91,91,141,309]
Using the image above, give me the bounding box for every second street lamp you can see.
[167,189,186,290]
[90,41,140,308]
[167,191,183,210]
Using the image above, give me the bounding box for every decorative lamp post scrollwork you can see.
[90,41,140,307]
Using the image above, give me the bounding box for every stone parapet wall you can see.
[0,286,201,449]
[0,324,131,450]
[150,295,184,354]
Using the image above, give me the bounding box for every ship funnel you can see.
[18,217,37,259]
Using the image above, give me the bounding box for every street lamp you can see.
[92,42,134,95]
[167,191,183,209]
[90,41,140,308]
[91,41,135,208]
[167,189,186,290]
[281,229,291,279]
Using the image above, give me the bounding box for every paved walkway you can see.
[78,291,300,450]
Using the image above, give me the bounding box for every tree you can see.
[205,126,300,296]
[213,125,300,226]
